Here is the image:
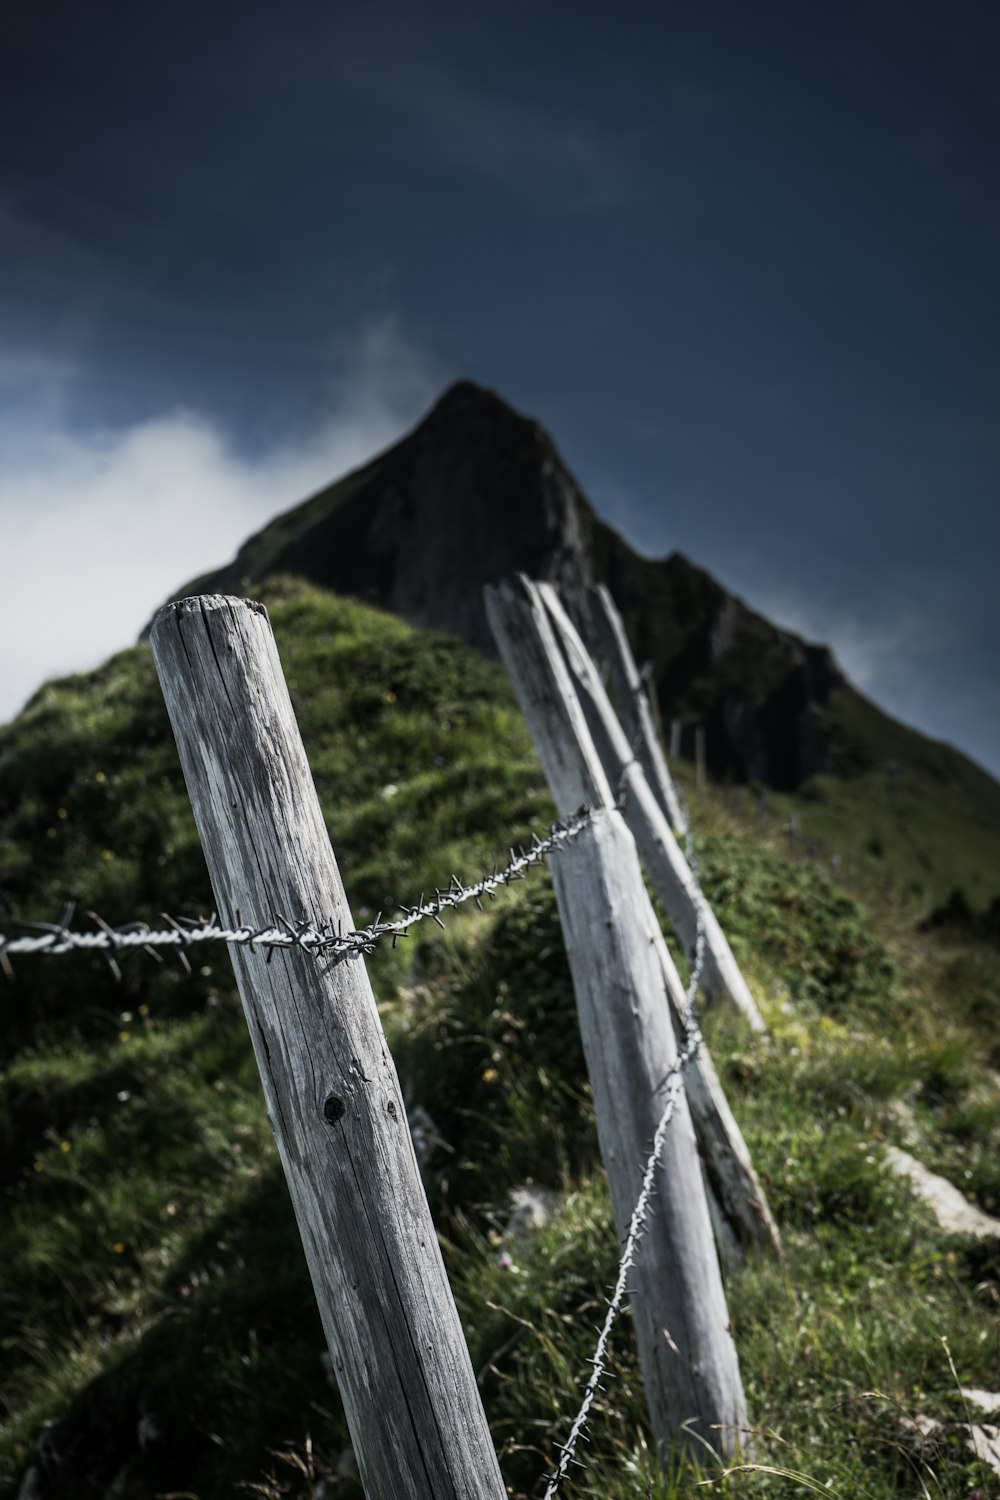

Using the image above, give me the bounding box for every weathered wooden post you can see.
[587,583,684,832]
[695,726,707,790]
[537,584,766,1034]
[582,588,779,1263]
[150,596,506,1500]
[485,576,747,1461]
[529,582,777,1261]
[654,935,782,1267]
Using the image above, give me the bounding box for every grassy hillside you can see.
[1,577,998,1499]
[596,549,1000,912]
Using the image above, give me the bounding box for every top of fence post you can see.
[587,583,685,832]
[484,574,614,816]
[535,581,767,1033]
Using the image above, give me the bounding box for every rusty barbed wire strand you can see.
[542,783,706,1498]
[0,806,595,978]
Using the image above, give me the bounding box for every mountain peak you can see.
[166,378,599,654]
[162,382,858,790]
[425,377,515,417]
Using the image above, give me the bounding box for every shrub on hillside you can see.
[698,833,896,1012]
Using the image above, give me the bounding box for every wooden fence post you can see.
[150,596,506,1500]
[587,583,685,832]
[695,726,707,790]
[485,577,747,1461]
[582,585,779,1257]
[655,936,782,1267]
[524,582,778,1261]
[536,584,766,1034]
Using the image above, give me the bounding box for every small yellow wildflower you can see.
[482,1067,498,1084]
[60,1140,71,1153]
[119,1030,130,1043]
[112,1242,125,1255]
[95,771,106,783]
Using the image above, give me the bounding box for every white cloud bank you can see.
[0,320,442,725]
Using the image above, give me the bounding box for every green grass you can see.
[1,576,998,1498]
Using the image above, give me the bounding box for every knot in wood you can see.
[323,1094,346,1124]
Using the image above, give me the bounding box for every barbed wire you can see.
[542,778,707,1498]
[5,631,714,1495]
[0,806,595,980]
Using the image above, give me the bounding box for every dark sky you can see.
[1,0,998,774]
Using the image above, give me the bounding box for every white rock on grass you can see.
[901,1412,1000,1481]
[962,1390,1000,1416]
[968,1423,1000,1478]
[883,1145,1000,1239]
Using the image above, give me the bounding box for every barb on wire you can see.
[0,807,595,975]
[542,790,707,1499]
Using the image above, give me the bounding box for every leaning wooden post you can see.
[654,938,782,1266]
[538,586,778,1260]
[150,596,506,1500]
[587,583,685,833]
[485,577,747,1462]
[583,586,778,1256]
[537,584,766,1034]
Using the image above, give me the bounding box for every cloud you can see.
[746,583,963,736]
[0,349,83,447]
[0,318,444,725]
[760,582,1000,775]
[324,41,632,209]
[403,68,627,205]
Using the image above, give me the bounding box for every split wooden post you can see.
[536,584,766,1034]
[150,596,506,1500]
[485,576,747,1461]
[583,584,779,1257]
[512,580,778,1262]
[587,583,684,832]
[654,938,782,1267]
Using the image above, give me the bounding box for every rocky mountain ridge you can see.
[168,379,850,791]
